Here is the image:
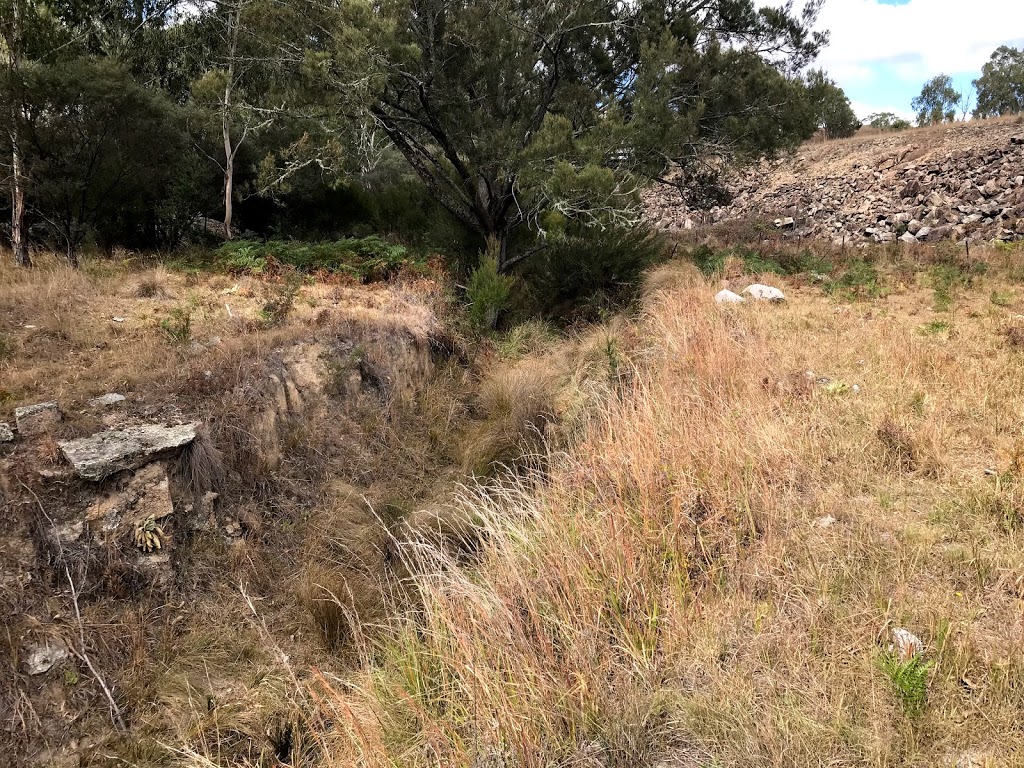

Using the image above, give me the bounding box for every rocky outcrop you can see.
[645,120,1024,245]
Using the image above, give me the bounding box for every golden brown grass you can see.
[317,250,1024,768]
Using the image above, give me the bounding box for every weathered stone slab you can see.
[59,422,198,482]
[15,402,62,436]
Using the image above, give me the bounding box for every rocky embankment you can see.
[644,118,1024,245]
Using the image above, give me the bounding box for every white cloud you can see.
[812,0,1023,80]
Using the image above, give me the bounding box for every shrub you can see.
[522,224,665,316]
[466,240,516,331]
[260,270,303,326]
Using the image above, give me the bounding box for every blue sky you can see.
[793,0,1024,120]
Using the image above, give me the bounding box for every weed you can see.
[991,289,1014,307]
[826,260,885,301]
[879,652,933,718]
[0,333,11,362]
[160,307,192,346]
[918,320,951,336]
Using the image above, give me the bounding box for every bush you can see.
[522,224,666,317]
[466,240,516,331]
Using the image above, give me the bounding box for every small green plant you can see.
[260,270,303,326]
[879,652,933,718]
[822,380,851,396]
[991,289,1014,307]
[466,240,516,332]
[918,320,951,336]
[160,307,192,346]
[0,333,12,362]
[826,260,885,301]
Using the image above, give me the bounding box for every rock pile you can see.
[645,120,1024,245]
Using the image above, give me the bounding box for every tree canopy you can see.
[973,45,1024,119]
[3,0,839,274]
[912,74,961,126]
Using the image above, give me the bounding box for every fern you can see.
[879,652,933,718]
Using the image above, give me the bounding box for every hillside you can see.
[6,239,1024,766]
[645,117,1024,245]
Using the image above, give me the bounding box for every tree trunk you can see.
[221,4,239,241]
[8,0,30,267]
[10,160,28,266]
[223,114,234,241]
[65,239,78,268]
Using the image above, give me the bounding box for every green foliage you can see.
[991,289,1015,307]
[523,224,666,317]
[806,69,860,139]
[691,245,831,278]
[912,74,962,126]
[879,652,933,718]
[826,260,885,301]
[973,46,1024,119]
[866,112,912,132]
[0,333,12,362]
[369,0,826,271]
[215,237,416,281]
[16,58,184,263]
[260,270,303,326]
[918,320,952,336]
[160,308,193,346]
[466,241,516,332]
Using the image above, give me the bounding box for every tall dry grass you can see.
[318,259,1024,767]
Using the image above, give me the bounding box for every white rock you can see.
[715,289,745,304]
[743,284,786,301]
[87,393,126,409]
[24,639,69,675]
[813,515,837,529]
[0,422,13,443]
[899,232,918,243]
[890,628,924,662]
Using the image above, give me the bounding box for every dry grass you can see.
[318,251,1024,767]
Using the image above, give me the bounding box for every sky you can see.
[798,0,1024,121]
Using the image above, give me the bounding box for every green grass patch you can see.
[826,260,886,301]
[690,245,832,278]
[918,320,951,336]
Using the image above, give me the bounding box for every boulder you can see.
[0,423,13,443]
[743,284,786,302]
[59,422,198,482]
[907,219,923,235]
[15,402,62,436]
[899,232,918,243]
[715,289,745,304]
[915,226,933,240]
